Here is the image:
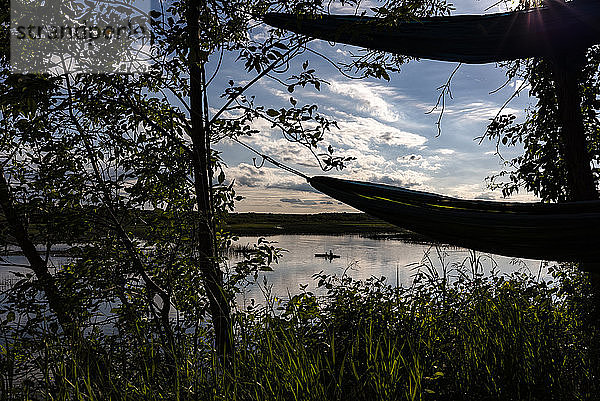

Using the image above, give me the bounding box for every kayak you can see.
[264,1,600,63]
[315,253,341,258]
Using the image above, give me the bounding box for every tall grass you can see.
[1,255,599,400]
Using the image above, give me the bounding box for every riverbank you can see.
[3,260,597,400]
[0,209,426,246]
[224,212,426,241]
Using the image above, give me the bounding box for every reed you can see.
[1,256,598,400]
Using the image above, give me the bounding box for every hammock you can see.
[309,176,600,263]
[264,0,600,63]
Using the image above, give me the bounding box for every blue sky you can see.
[213,0,539,213]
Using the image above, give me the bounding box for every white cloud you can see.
[226,163,310,191]
[280,198,335,206]
[235,108,429,172]
[328,81,403,122]
[396,154,443,171]
[232,187,357,213]
[245,136,321,168]
[435,148,455,155]
[444,102,522,123]
[329,114,428,151]
[347,169,432,190]
[415,100,522,123]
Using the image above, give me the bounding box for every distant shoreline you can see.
[224,212,430,242]
[0,212,431,251]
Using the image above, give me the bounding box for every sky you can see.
[211,0,539,213]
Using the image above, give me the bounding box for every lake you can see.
[231,234,551,306]
[0,235,552,306]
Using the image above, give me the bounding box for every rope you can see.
[231,137,310,181]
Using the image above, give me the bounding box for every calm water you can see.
[0,236,551,305]
[231,234,551,306]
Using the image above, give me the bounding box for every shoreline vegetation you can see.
[3,253,599,400]
[0,212,430,254]
[1,212,599,400]
[1,209,599,399]
[223,212,427,241]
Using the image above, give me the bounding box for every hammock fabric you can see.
[309,176,600,263]
[264,0,600,63]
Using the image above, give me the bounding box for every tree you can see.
[486,52,600,203]
[483,0,600,306]
[481,0,599,202]
[0,0,455,395]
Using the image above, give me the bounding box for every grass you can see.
[1,254,599,400]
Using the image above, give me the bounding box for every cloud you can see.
[213,19,540,213]
[246,137,321,168]
[229,109,429,181]
[376,129,427,148]
[414,100,522,123]
[444,102,522,123]
[231,187,359,213]
[226,163,312,191]
[345,169,433,190]
[279,198,333,205]
[509,79,530,91]
[435,148,455,155]
[396,154,443,171]
[328,113,428,151]
[473,193,498,201]
[327,0,379,13]
[227,159,433,197]
[444,183,490,199]
[280,198,318,205]
[328,81,403,122]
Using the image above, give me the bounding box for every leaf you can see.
[266,109,279,117]
[6,311,15,322]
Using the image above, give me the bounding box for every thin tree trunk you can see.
[186,0,233,361]
[0,169,80,341]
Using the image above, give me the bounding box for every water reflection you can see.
[0,236,551,308]
[231,234,550,305]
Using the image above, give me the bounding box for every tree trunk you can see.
[550,51,600,306]
[550,53,598,201]
[0,169,78,340]
[186,0,233,362]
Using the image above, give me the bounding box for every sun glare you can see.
[500,0,544,12]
